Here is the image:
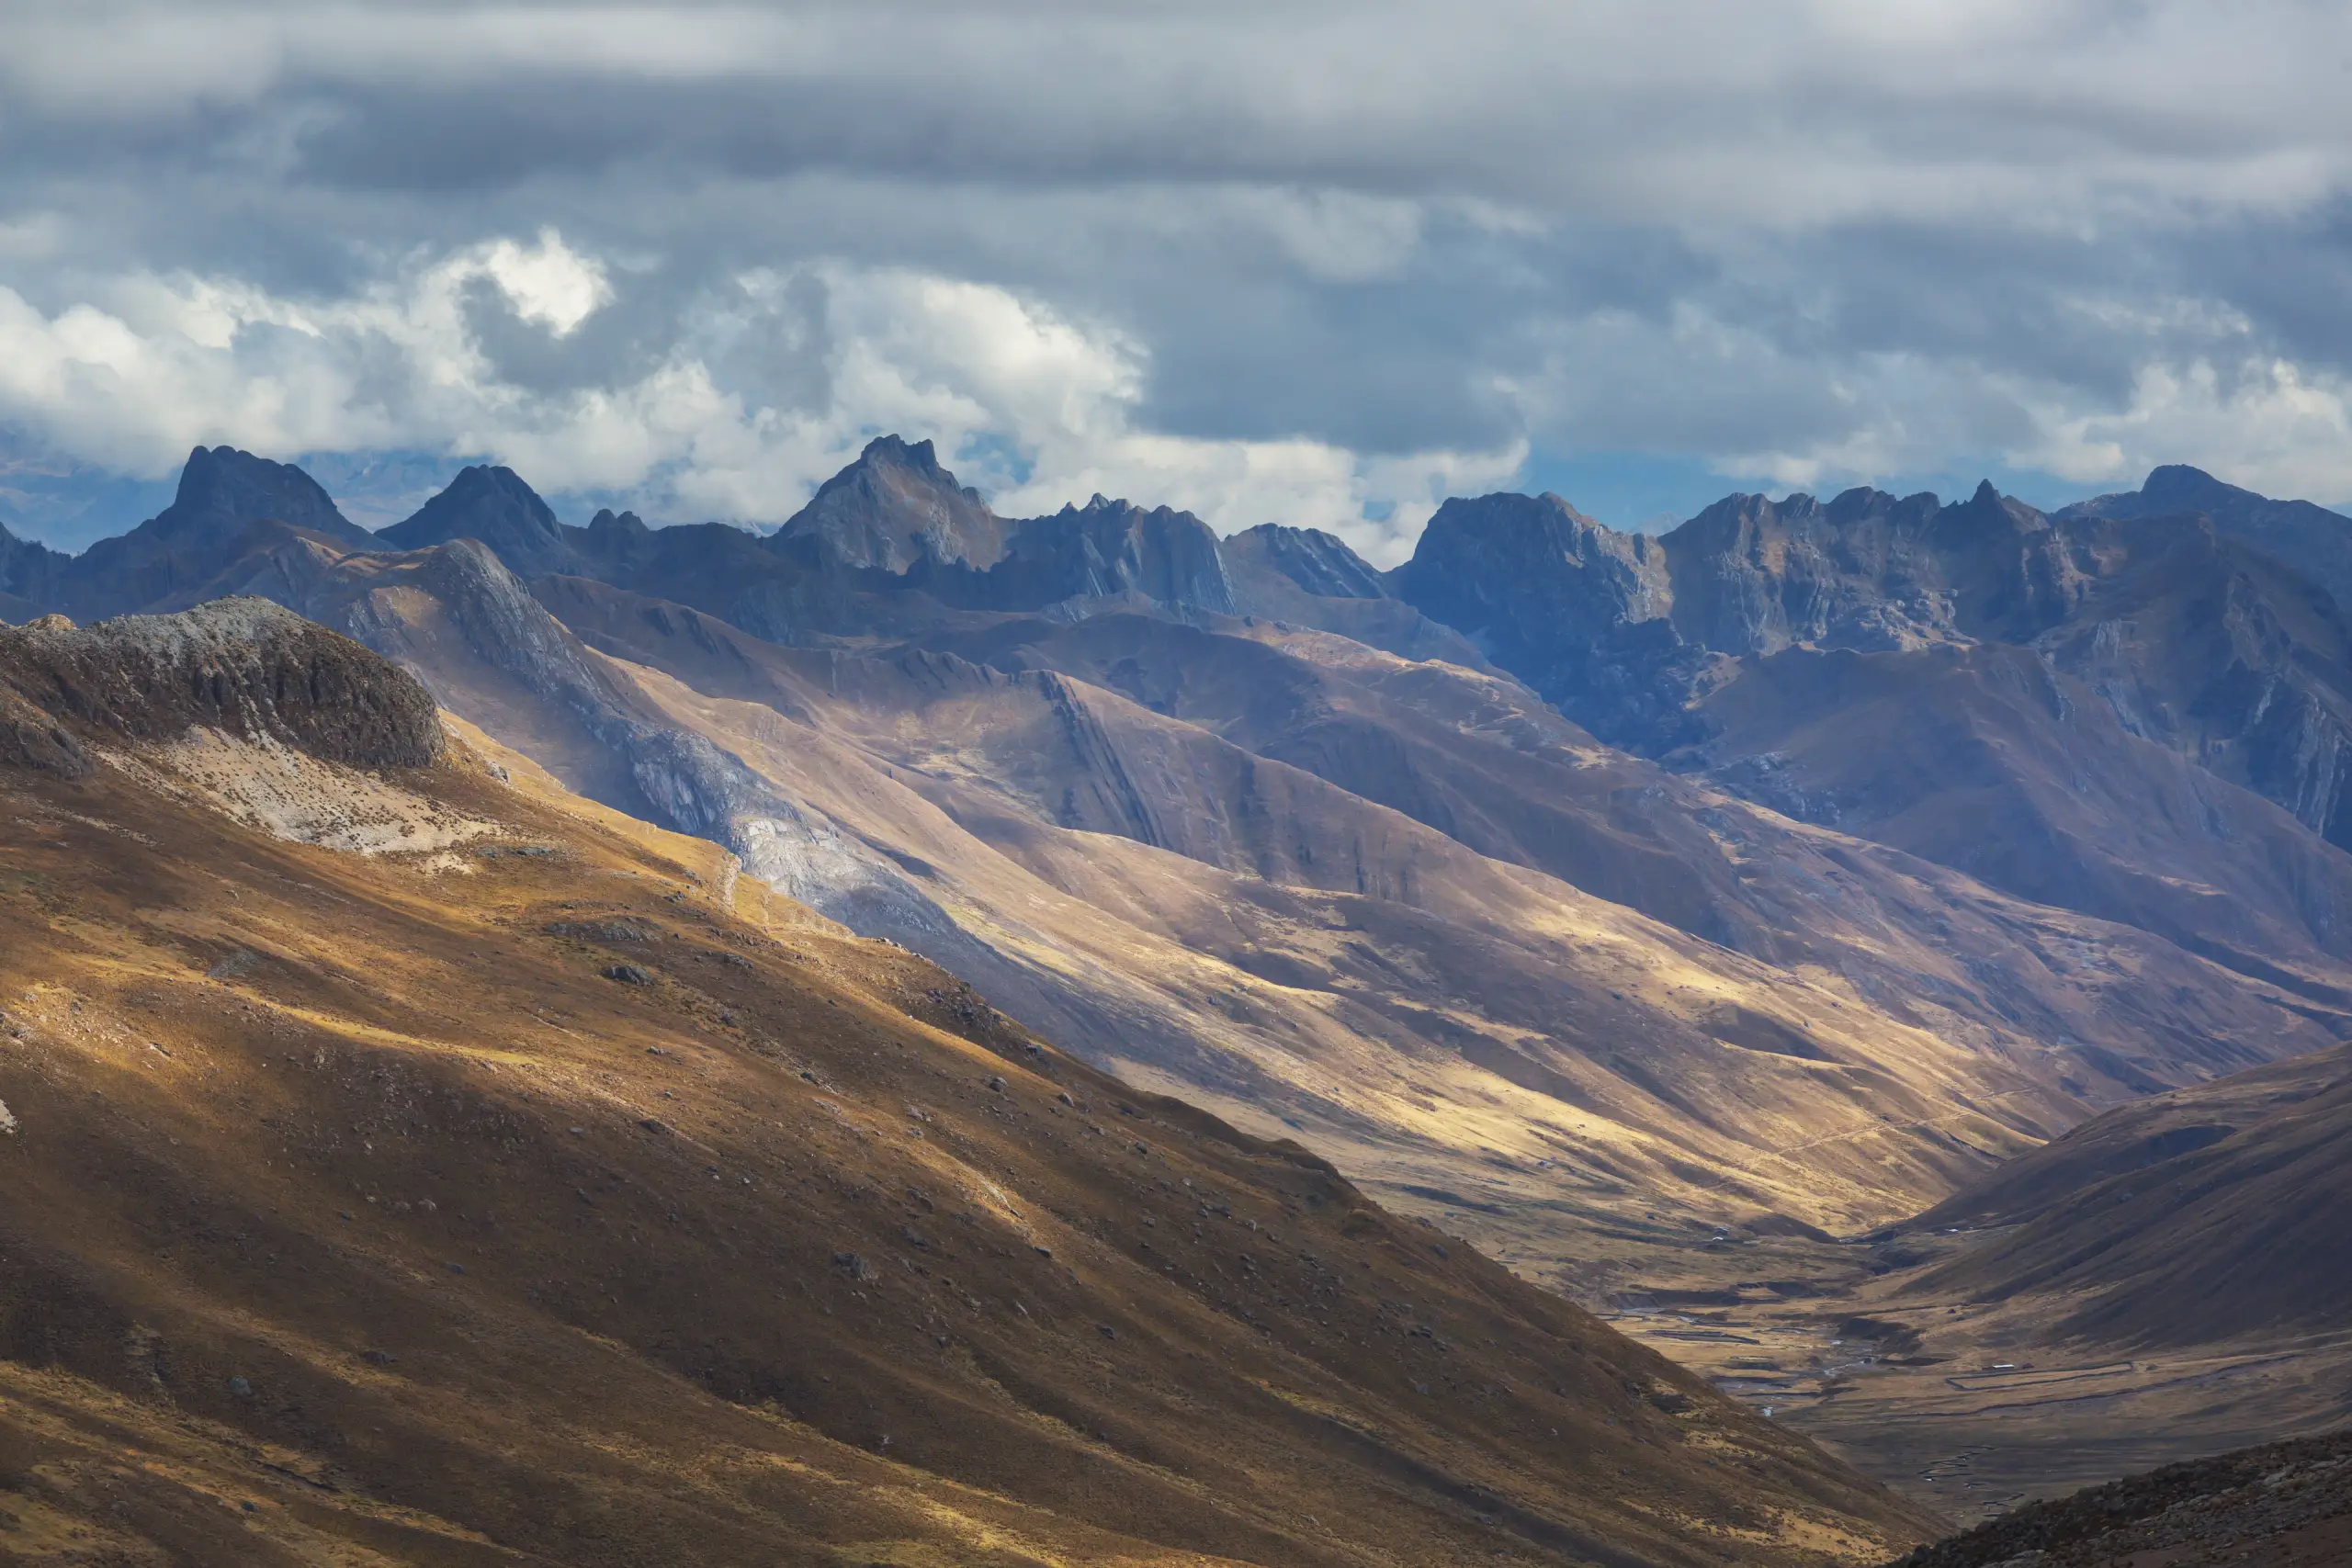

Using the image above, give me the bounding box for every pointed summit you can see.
[151,446,374,551]
[381,465,580,579]
[31,446,376,620]
[771,435,1008,572]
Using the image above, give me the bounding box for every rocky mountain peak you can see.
[771,434,1008,572]
[863,433,953,478]
[1941,478,2047,538]
[153,446,374,550]
[587,506,651,538]
[2140,463,2232,505]
[1000,494,1237,615]
[1219,523,1389,601]
[1398,491,1665,624]
[381,464,577,579]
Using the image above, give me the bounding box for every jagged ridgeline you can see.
[0,598,1934,1565]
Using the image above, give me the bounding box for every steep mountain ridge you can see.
[0,519,69,620]
[45,446,379,620]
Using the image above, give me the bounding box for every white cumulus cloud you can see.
[0,231,1509,558]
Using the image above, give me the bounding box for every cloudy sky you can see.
[2,0,2350,558]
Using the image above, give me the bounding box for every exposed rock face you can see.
[1223,523,1390,602]
[1398,479,2352,851]
[0,521,68,619]
[379,464,583,579]
[769,434,1009,571]
[2064,463,2352,620]
[1890,1427,2352,1567]
[335,446,1238,643]
[0,598,442,771]
[134,446,375,552]
[936,495,1238,616]
[1393,491,1724,747]
[1660,481,2080,655]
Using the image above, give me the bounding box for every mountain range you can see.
[9,436,2352,1559]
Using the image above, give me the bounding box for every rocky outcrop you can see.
[379,464,584,579]
[1393,491,1726,747]
[0,598,442,771]
[1890,1427,2352,1567]
[1660,482,2076,655]
[768,434,1009,571]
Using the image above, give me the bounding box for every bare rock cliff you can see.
[0,597,443,773]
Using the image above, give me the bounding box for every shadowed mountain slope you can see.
[0,604,1936,1567]
[0,521,69,619]
[1900,1037,2352,1348]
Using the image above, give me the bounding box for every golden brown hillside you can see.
[0,606,1937,1566]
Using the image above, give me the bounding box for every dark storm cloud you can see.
[2,0,2351,554]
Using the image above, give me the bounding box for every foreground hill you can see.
[1887,1427,2352,1566]
[0,601,1935,1565]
